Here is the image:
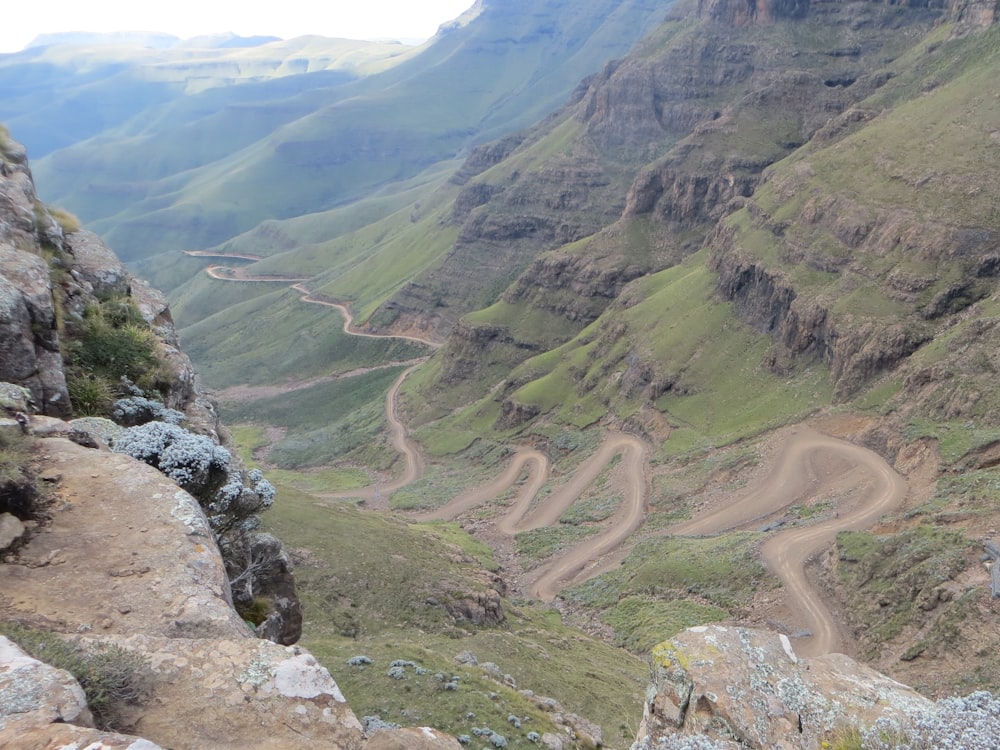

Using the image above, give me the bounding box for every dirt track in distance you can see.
[193,252,910,655]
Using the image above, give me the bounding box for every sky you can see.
[0,0,476,53]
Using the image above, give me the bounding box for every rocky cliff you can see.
[0,131,463,749]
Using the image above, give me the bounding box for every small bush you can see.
[111,396,185,427]
[112,421,230,496]
[64,297,169,416]
[0,624,152,730]
[66,373,116,417]
[49,207,81,234]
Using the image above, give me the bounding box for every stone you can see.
[1,722,164,749]
[635,626,935,750]
[0,512,26,550]
[0,439,247,640]
[65,230,130,298]
[366,726,464,749]
[95,635,364,750]
[0,382,33,413]
[0,635,92,734]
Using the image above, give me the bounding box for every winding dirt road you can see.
[671,428,907,656]
[191,250,910,654]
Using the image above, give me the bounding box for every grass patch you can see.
[515,525,599,562]
[565,532,771,610]
[836,525,976,661]
[904,418,1000,465]
[220,366,404,469]
[261,481,647,744]
[600,596,728,654]
[416,521,501,572]
[0,623,152,730]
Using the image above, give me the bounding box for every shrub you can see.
[64,297,170,416]
[49,207,81,234]
[0,624,152,730]
[112,421,230,496]
[362,715,400,734]
[66,373,115,417]
[111,396,185,427]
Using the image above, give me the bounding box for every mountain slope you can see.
[21,0,671,260]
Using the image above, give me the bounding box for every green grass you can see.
[600,596,728,654]
[261,482,648,745]
[179,286,425,389]
[565,532,772,611]
[836,525,977,666]
[485,253,830,451]
[904,419,1000,465]
[515,525,600,563]
[220,366,405,470]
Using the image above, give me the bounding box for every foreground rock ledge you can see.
[634,625,933,750]
[0,439,365,749]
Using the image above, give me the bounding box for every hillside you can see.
[163,0,1000,702]
[5,0,1000,746]
[14,0,671,260]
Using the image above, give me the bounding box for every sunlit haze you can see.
[0,0,476,53]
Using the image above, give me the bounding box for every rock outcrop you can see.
[634,625,935,749]
[0,438,365,750]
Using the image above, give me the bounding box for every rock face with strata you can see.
[634,625,935,749]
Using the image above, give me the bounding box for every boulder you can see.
[635,625,934,749]
[0,438,247,640]
[2,723,164,749]
[93,635,364,750]
[0,512,26,550]
[0,635,92,734]
[65,230,131,298]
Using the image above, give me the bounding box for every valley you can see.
[4,0,1000,745]
[199,254,911,660]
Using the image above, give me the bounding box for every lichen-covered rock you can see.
[0,635,92,734]
[635,626,934,749]
[2,722,164,749]
[65,229,131,298]
[0,247,71,417]
[102,635,363,750]
[0,439,247,640]
[0,382,33,413]
[367,726,464,749]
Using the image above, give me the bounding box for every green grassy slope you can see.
[26,0,672,260]
[254,481,648,747]
[176,282,426,388]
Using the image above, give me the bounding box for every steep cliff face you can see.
[0,132,399,748]
[409,0,951,419]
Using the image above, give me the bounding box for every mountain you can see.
[162,0,1000,702]
[4,0,1000,741]
[9,0,673,260]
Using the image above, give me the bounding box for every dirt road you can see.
[192,250,909,654]
[671,428,907,656]
[421,433,648,601]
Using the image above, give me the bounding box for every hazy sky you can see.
[0,1,476,53]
